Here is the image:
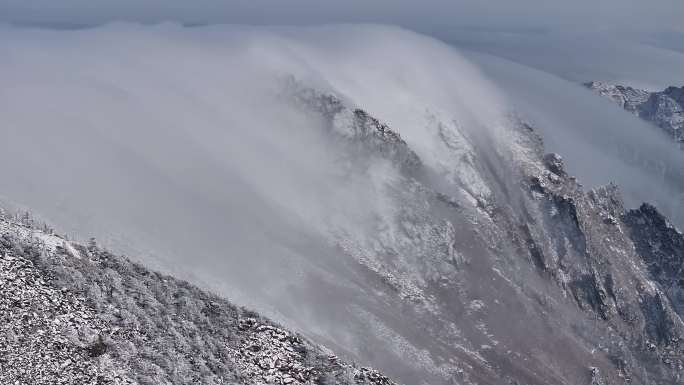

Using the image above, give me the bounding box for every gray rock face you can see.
[624,204,684,316]
[284,76,422,174]
[585,81,684,143]
[0,218,399,385]
[523,155,684,383]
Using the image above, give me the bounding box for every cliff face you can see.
[585,81,684,143]
[518,155,684,384]
[624,204,684,317]
[0,217,398,385]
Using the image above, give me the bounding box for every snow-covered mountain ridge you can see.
[585,81,684,143]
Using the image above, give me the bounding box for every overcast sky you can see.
[4,0,684,89]
[2,0,683,36]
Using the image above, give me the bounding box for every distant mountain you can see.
[585,81,684,143]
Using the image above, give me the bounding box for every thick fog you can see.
[451,31,684,90]
[0,22,507,314]
[0,24,518,382]
[1,19,683,302]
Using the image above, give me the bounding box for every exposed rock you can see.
[624,204,684,314]
[517,146,684,383]
[542,152,566,177]
[585,81,684,143]
[283,76,422,173]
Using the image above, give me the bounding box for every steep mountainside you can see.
[287,83,684,384]
[3,26,684,385]
[585,81,684,143]
[296,82,684,384]
[4,86,684,384]
[0,215,398,385]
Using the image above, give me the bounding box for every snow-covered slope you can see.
[586,81,684,143]
[0,214,398,385]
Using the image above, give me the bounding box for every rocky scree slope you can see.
[0,215,399,385]
[585,81,684,143]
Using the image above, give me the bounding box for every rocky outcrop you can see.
[521,151,684,383]
[624,204,684,315]
[584,81,651,113]
[284,77,422,173]
[585,81,684,143]
[0,217,400,385]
